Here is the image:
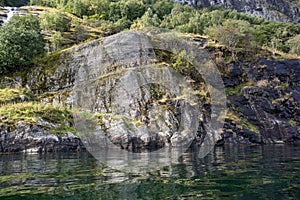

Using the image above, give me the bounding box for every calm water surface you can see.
[0,145,299,199]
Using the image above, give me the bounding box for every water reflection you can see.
[0,145,300,199]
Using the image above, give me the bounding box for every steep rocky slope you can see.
[174,0,300,23]
[0,31,299,153]
[222,58,300,144]
[1,31,220,152]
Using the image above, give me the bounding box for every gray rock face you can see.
[222,59,300,144]
[0,31,299,153]
[173,0,300,23]
[72,31,207,152]
[0,31,216,153]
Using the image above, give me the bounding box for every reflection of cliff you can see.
[173,0,300,23]
[1,145,299,198]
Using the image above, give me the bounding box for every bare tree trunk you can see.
[271,40,275,56]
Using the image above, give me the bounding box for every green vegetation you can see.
[0,88,33,104]
[286,34,300,55]
[0,15,45,74]
[22,0,299,62]
[50,31,64,52]
[1,0,299,137]
[0,101,75,134]
[226,111,260,134]
[0,87,75,135]
[225,81,255,96]
[205,19,257,60]
[40,9,71,32]
[0,0,29,6]
[254,21,300,53]
[131,8,161,30]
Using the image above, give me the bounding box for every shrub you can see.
[0,15,44,74]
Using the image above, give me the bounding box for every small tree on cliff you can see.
[205,19,254,60]
[50,31,64,52]
[40,9,71,32]
[0,15,45,74]
[131,8,160,30]
[286,34,300,55]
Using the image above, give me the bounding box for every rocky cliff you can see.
[173,0,300,23]
[1,30,222,153]
[0,30,299,153]
[222,58,300,144]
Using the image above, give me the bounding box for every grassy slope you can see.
[0,87,75,135]
[22,6,105,47]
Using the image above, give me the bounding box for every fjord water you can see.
[1,145,299,199]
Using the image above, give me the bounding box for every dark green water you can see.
[1,145,299,200]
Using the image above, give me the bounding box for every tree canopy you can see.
[0,0,300,72]
[205,19,255,60]
[0,0,29,6]
[0,15,45,74]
